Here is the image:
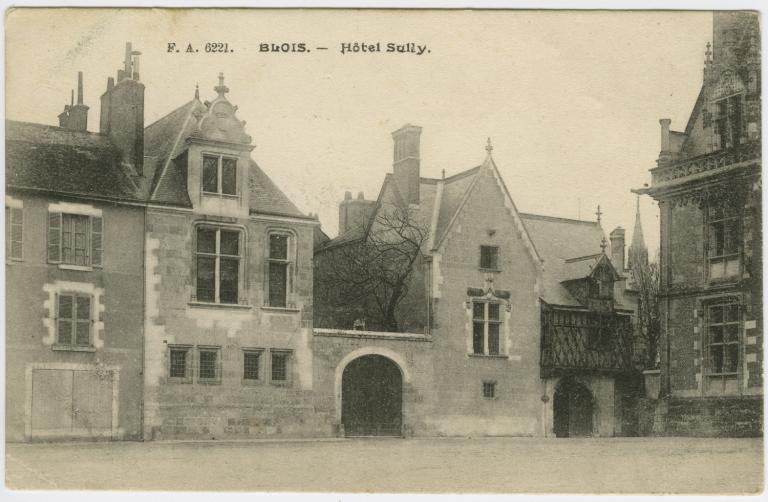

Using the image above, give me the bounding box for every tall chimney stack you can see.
[57,72,89,132]
[100,42,145,176]
[609,227,625,273]
[391,124,422,206]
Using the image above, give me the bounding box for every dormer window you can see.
[202,154,237,196]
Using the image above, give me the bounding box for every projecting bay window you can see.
[707,199,741,280]
[202,154,238,197]
[56,293,92,348]
[48,212,103,267]
[195,226,243,304]
[707,303,740,380]
[266,232,292,308]
[472,301,502,356]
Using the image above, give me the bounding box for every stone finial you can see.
[595,204,603,223]
[600,236,608,253]
[485,137,493,154]
[194,83,199,100]
[214,72,229,97]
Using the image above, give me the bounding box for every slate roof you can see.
[6,120,141,202]
[144,98,308,218]
[519,213,607,306]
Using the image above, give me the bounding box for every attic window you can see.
[479,246,499,270]
[202,154,238,196]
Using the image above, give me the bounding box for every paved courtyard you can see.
[5,436,763,493]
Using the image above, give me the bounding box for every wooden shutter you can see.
[47,212,62,263]
[91,216,103,267]
[8,207,23,260]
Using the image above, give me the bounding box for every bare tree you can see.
[630,249,661,369]
[315,204,429,332]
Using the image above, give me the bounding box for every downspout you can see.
[139,203,147,440]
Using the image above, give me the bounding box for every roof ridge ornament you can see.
[600,236,608,253]
[194,83,199,100]
[214,72,229,97]
[595,204,603,223]
[485,137,493,155]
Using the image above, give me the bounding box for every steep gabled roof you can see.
[433,166,480,245]
[6,120,141,202]
[143,97,309,219]
[145,99,204,206]
[248,160,308,219]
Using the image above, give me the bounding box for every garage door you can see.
[30,368,115,440]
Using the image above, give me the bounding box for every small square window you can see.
[198,347,220,382]
[480,246,498,270]
[243,350,262,381]
[271,351,291,383]
[483,381,496,399]
[169,346,192,382]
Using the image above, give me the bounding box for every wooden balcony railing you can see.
[540,303,635,377]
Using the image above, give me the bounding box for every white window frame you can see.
[47,210,103,268]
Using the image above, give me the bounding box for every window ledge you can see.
[168,378,192,384]
[202,192,241,200]
[197,379,222,385]
[261,306,301,313]
[52,345,95,353]
[58,264,93,272]
[241,379,263,386]
[468,353,509,360]
[479,268,502,273]
[269,380,292,387]
[188,301,252,310]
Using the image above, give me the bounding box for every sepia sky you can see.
[5,9,715,255]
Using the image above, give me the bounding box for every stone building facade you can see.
[638,12,762,436]
[5,70,145,441]
[314,127,640,438]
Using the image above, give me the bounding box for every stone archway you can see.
[553,377,595,438]
[341,354,403,436]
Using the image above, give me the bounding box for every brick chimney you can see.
[338,191,377,235]
[100,42,145,176]
[392,124,422,205]
[609,226,625,273]
[58,72,89,131]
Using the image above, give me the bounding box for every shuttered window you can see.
[47,212,103,267]
[5,206,23,260]
[57,293,92,347]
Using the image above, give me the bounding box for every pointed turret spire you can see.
[629,194,648,268]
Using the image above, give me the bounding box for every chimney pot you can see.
[357,191,364,200]
[344,191,352,200]
[659,118,671,152]
[77,71,84,105]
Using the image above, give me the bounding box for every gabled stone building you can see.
[314,126,640,437]
[141,74,323,440]
[637,11,762,436]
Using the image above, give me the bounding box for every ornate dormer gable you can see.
[190,73,252,145]
[560,252,621,310]
[465,273,512,311]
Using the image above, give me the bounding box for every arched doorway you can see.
[341,354,403,437]
[553,377,594,438]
